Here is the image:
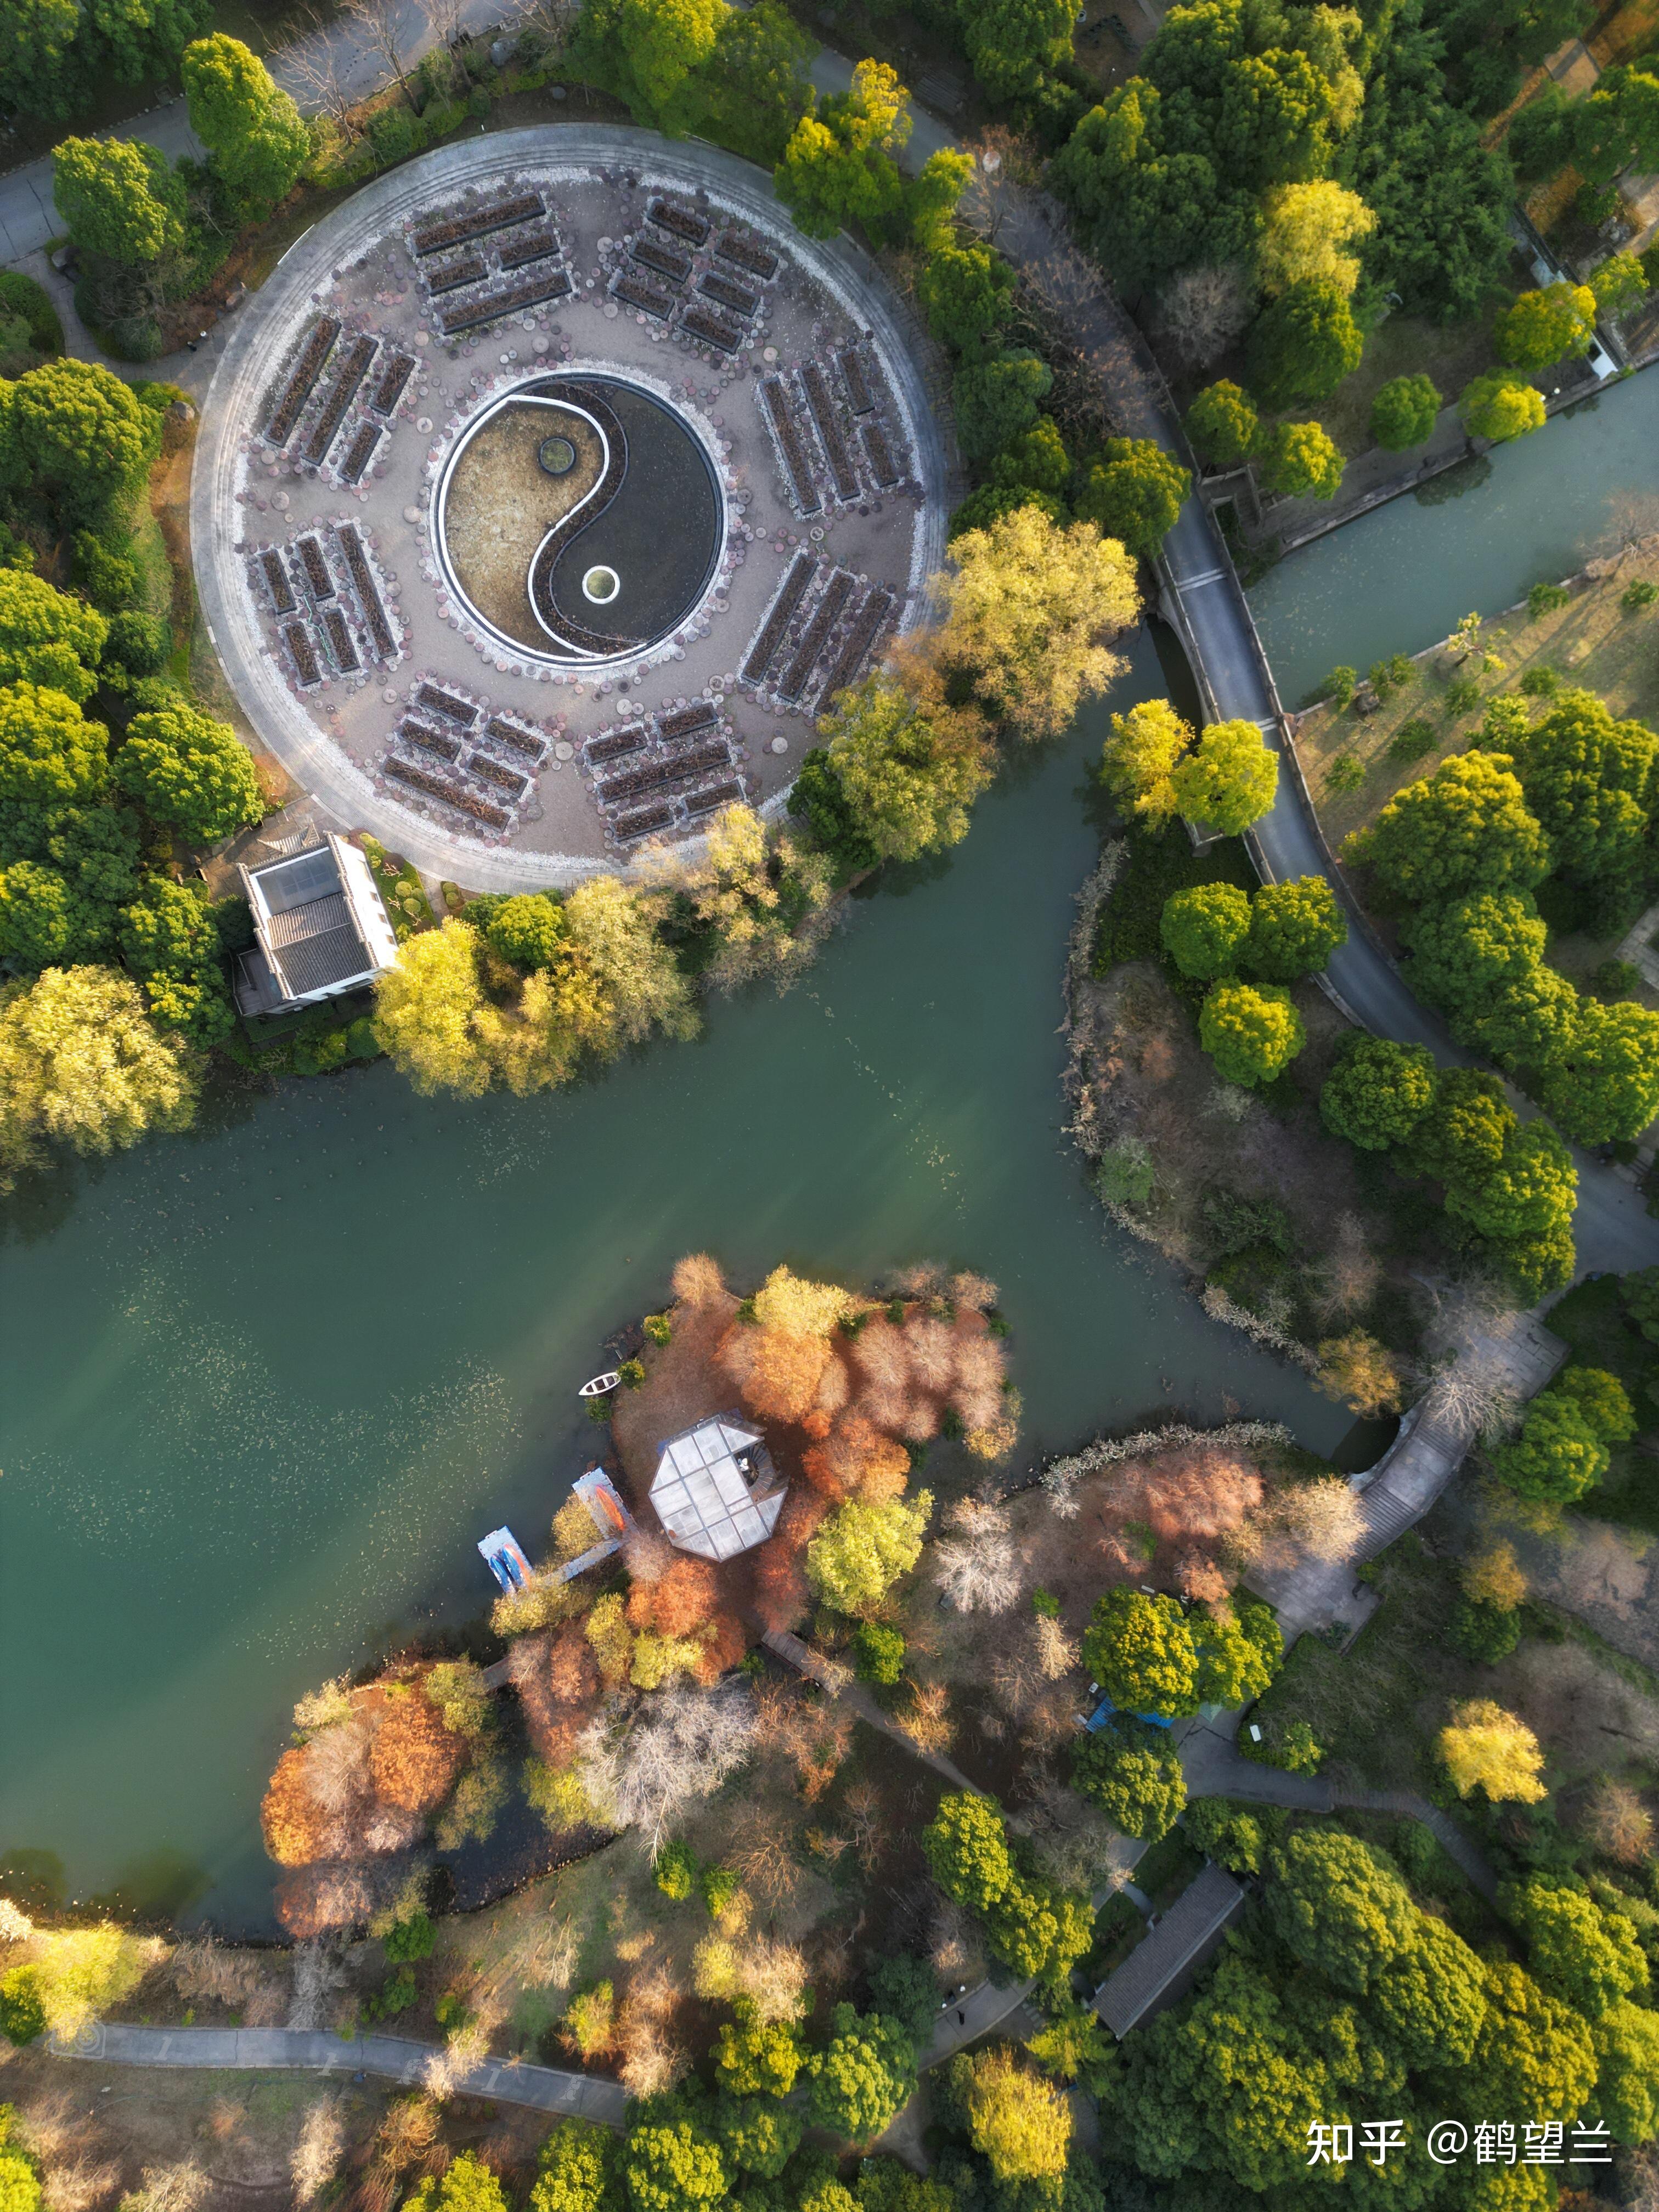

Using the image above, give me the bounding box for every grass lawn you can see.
[1293,538,1659,852]
[1305,289,1511,463]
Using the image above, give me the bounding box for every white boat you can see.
[578,1370,622,1398]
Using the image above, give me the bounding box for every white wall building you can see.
[234,832,400,1017]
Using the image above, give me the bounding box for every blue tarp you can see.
[1085,1696,1175,1733]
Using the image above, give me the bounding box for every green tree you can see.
[1504,1877,1648,2017]
[404,2153,510,2212]
[805,1492,931,1616]
[917,243,1013,356]
[0,0,84,118]
[0,682,107,811]
[787,747,877,876]
[815,672,992,863]
[710,2095,801,2180]
[1098,697,1192,826]
[0,962,195,1187]
[1169,718,1278,833]
[906,147,973,250]
[1186,380,1258,467]
[984,1875,1092,1983]
[1319,1035,1436,1149]
[113,701,263,845]
[691,0,814,166]
[572,0,720,131]
[1069,1712,1187,1838]
[0,1968,45,2047]
[1267,1830,1416,1994]
[1370,373,1441,451]
[51,136,185,264]
[620,2119,729,2212]
[951,351,1055,466]
[1244,279,1363,410]
[1194,1600,1281,1705]
[1552,1364,1635,1444]
[959,0,1077,99]
[1072,437,1190,560]
[0,571,106,703]
[923,1792,1014,1918]
[1497,281,1598,371]
[1514,688,1656,889]
[1624,1265,1659,1343]
[1463,964,1579,1073]
[962,2047,1071,2181]
[530,2118,625,2212]
[1402,889,1547,1017]
[481,892,568,971]
[851,1621,905,1686]
[1348,750,1549,904]
[1159,881,1251,979]
[117,876,217,979]
[0,359,154,528]
[1256,420,1344,500]
[1198,979,1306,1087]
[182,34,308,215]
[775,60,910,241]
[1590,1999,1659,2143]
[1243,874,1346,981]
[1256,180,1375,297]
[1460,369,1547,443]
[715,2003,804,2097]
[807,2006,917,2142]
[1541,999,1659,1146]
[1370,1914,1489,2068]
[991,415,1072,497]
[1080,1588,1199,1717]
[1492,1390,1608,1504]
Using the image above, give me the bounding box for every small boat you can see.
[578,1370,622,1399]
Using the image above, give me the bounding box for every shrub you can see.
[1324,665,1358,709]
[1448,1597,1522,1664]
[1590,958,1640,1001]
[1387,718,1438,763]
[1621,579,1657,612]
[382,1908,436,1963]
[1327,752,1363,792]
[654,1839,699,1900]
[1093,1136,1154,1209]
[1444,676,1480,718]
[702,1864,740,1917]
[618,1358,646,1389]
[644,1312,673,1345]
[0,1967,45,2045]
[1519,665,1560,697]
[1527,581,1571,619]
[1160,881,1251,979]
[852,1621,906,1686]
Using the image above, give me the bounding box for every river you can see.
[0,627,1348,1934]
[1250,368,1659,706]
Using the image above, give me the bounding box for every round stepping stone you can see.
[770,736,788,754]
[416,417,432,433]
[554,740,574,760]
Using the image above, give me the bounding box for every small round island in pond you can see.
[436,371,722,665]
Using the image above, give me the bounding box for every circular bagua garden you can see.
[192,127,951,889]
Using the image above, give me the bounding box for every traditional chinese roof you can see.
[1093,1863,1246,2038]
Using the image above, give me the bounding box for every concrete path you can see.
[1177,1735,1498,1901]
[48,2021,629,2121]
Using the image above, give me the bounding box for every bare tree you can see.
[415,0,471,92]
[291,2100,346,2206]
[280,9,366,139]
[1578,1777,1654,1865]
[342,0,419,110]
[578,1679,757,1852]
[1154,265,1253,373]
[933,1498,1024,1613]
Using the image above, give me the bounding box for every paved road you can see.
[49,2021,630,2120]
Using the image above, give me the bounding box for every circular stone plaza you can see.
[192,127,952,891]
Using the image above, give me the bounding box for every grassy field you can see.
[1292,537,1659,852]
[1309,293,1511,461]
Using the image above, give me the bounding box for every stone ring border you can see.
[428,364,731,668]
[192,125,953,893]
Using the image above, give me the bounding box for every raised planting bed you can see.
[340,420,381,486]
[631,234,690,284]
[284,623,320,686]
[296,535,334,600]
[335,523,394,659]
[741,552,816,685]
[613,800,675,842]
[498,228,561,273]
[398,718,462,760]
[682,305,742,354]
[483,716,546,761]
[684,777,743,817]
[760,376,820,516]
[371,351,415,414]
[819,585,894,704]
[838,347,874,415]
[437,270,571,335]
[802,360,856,501]
[586,723,648,765]
[258,549,296,616]
[697,270,757,317]
[468,751,529,799]
[862,420,902,489]
[322,605,359,673]
[412,192,545,255]
[303,335,376,465]
[427,252,488,295]
[650,198,710,246]
[778,569,854,701]
[265,317,339,445]
[415,682,477,727]
[658,700,719,742]
[385,753,510,826]
[596,737,729,806]
[715,231,777,280]
[613,273,672,321]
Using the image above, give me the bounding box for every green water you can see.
[0,629,1348,1934]
[1250,370,1659,705]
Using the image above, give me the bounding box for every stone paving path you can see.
[49,2022,629,2121]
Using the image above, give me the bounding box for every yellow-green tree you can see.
[1170,719,1279,833]
[1438,1699,1547,1804]
[1198,980,1305,1087]
[565,873,699,1046]
[0,964,195,1187]
[964,2047,1072,2181]
[1256,181,1376,297]
[936,506,1139,743]
[806,1492,933,1615]
[1099,698,1193,826]
[775,60,910,240]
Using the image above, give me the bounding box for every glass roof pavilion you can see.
[649,1415,787,1562]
